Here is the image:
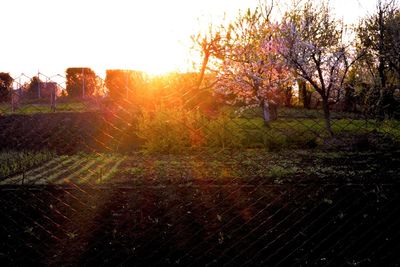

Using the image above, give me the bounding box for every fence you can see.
[0,71,400,266]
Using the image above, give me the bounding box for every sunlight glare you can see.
[0,0,376,76]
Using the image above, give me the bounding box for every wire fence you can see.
[0,71,400,266]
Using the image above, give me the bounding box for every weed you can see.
[268,166,297,178]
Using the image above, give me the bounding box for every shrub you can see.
[204,111,245,149]
[137,106,205,153]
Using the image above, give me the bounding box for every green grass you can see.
[134,106,400,153]
[229,106,365,120]
[0,102,93,114]
[202,116,399,151]
[1,103,399,152]
[0,150,55,179]
[0,153,125,185]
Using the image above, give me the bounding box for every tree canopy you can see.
[0,72,13,102]
[66,68,98,98]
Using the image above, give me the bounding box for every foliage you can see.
[205,110,245,149]
[161,72,216,111]
[358,0,400,84]
[279,0,358,136]
[24,76,42,99]
[268,165,298,178]
[0,72,13,102]
[386,7,400,78]
[202,6,293,124]
[105,69,147,101]
[356,0,400,118]
[137,106,247,153]
[134,104,400,153]
[191,23,225,91]
[66,68,99,98]
[297,79,313,109]
[137,106,199,153]
[0,150,54,179]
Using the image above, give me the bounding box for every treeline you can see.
[0,68,219,111]
[192,0,400,134]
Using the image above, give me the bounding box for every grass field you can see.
[1,104,399,154]
[0,101,95,114]
[137,108,400,153]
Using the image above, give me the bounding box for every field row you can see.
[1,150,399,185]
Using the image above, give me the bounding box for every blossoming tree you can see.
[278,0,357,136]
[215,6,293,125]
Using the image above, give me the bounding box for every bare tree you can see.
[191,24,226,91]
[386,6,400,78]
[357,0,400,118]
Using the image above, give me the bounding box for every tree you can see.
[213,5,292,124]
[66,68,98,98]
[386,7,400,78]
[279,0,357,136]
[190,24,227,116]
[191,24,226,91]
[357,0,400,118]
[297,79,313,109]
[0,72,13,102]
[283,85,293,107]
[25,76,42,99]
[105,69,146,101]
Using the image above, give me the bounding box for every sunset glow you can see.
[1,0,376,77]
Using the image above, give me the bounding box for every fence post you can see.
[50,85,56,112]
[11,90,15,113]
[11,90,20,113]
[38,71,41,98]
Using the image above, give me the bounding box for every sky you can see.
[1,0,377,79]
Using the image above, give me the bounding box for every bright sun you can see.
[0,0,252,77]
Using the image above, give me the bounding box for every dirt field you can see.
[1,182,399,266]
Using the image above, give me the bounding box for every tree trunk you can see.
[322,96,333,136]
[269,100,278,121]
[197,52,210,91]
[343,85,356,112]
[262,100,270,126]
[284,86,293,107]
[298,80,311,109]
[378,4,387,89]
